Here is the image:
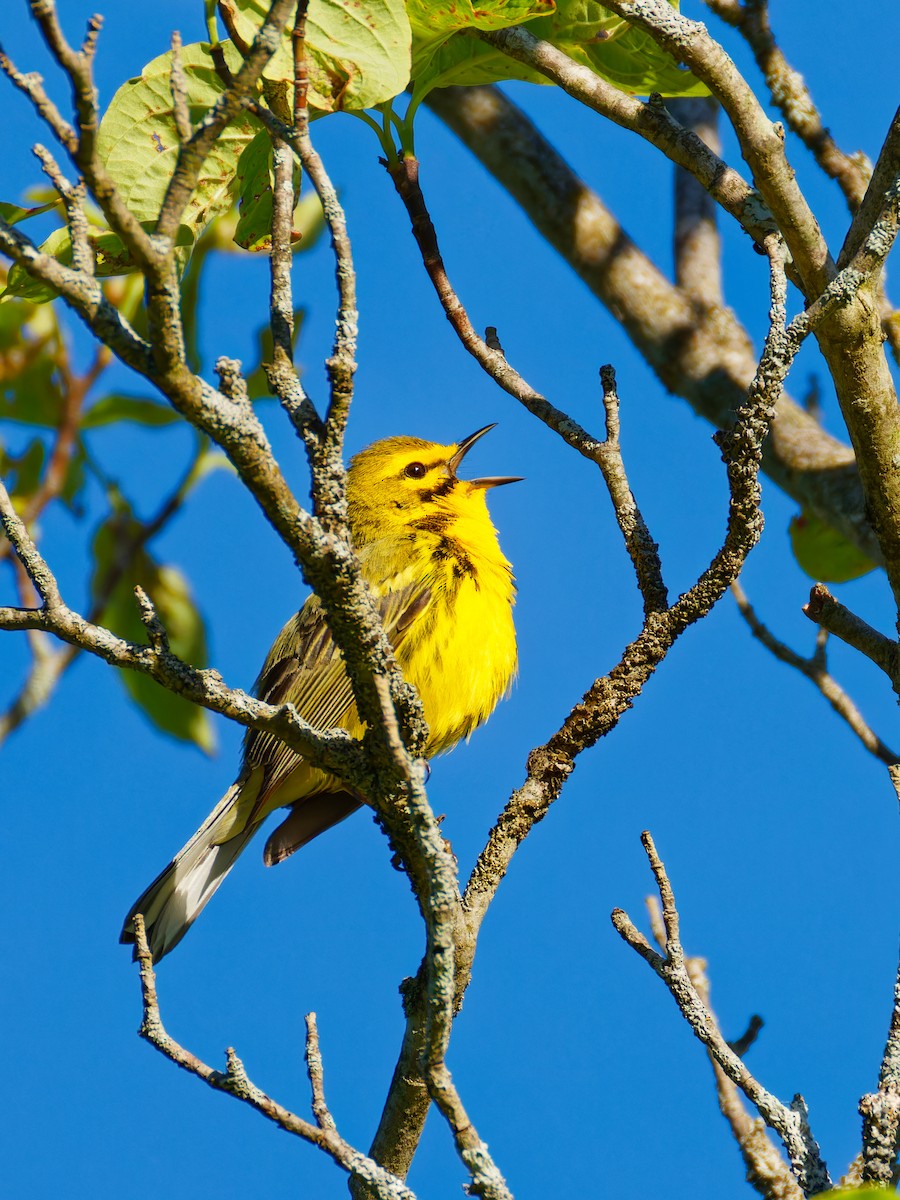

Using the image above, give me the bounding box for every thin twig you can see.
[597,366,668,615]
[645,896,798,1199]
[703,0,870,210]
[425,84,876,564]
[803,584,899,686]
[131,917,417,1200]
[733,581,900,765]
[613,832,830,1196]
[169,31,193,144]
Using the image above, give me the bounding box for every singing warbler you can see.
[121,425,520,961]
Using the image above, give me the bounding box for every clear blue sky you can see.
[2,3,899,1197]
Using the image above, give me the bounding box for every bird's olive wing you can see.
[242,581,432,784]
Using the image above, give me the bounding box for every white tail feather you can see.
[121,780,257,962]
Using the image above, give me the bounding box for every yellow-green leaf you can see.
[92,520,216,753]
[789,511,877,584]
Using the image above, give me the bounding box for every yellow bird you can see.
[121,425,520,961]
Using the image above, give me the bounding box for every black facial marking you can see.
[418,475,457,505]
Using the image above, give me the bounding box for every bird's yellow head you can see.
[346,424,521,547]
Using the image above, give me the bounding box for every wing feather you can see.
[243,576,432,804]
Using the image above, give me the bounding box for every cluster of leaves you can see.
[0,202,312,747]
[2,0,704,301]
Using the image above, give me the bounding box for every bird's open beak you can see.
[449,424,524,489]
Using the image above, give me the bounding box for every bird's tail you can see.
[119,776,259,963]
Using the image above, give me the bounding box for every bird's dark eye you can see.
[404,461,427,479]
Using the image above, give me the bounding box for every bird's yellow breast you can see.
[367,498,517,754]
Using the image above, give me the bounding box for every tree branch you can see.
[600,0,834,298]
[426,85,876,565]
[860,956,900,1183]
[703,0,871,210]
[803,583,899,688]
[733,581,899,766]
[131,916,418,1200]
[612,833,831,1196]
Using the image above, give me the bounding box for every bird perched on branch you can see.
[120,425,520,961]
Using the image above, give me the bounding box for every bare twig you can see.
[645,896,799,1199]
[703,0,871,209]
[613,833,830,1196]
[803,584,899,686]
[426,85,875,564]
[169,31,193,144]
[600,0,834,298]
[131,917,417,1200]
[733,581,899,765]
[597,366,668,614]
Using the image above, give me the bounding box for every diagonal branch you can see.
[426,85,876,565]
[479,26,779,253]
[131,917,418,1200]
[357,226,794,1193]
[613,833,831,1196]
[733,581,899,766]
[600,0,834,298]
[703,0,871,210]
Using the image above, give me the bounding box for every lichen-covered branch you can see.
[479,25,778,251]
[131,917,418,1200]
[426,85,874,564]
[0,475,365,778]
[598,0,900,618]
[860,958,900,1183]
[612,833,831,1196]
[646,905,802,1200]
[600,0,834,298]
[703,0,870,209]
[355,227,791,1194]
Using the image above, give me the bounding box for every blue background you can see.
[2,2,899,1197]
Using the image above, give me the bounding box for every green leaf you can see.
[96,40,261,255]
[81,393,180,428]
[5,437,46,502]
[574,16,709,96]
[0,198,62,225]
[411,0,706,97]
[233,128,293,252]
[220,0,412,113]
[814,1191,892,1200]
[789,511,877,584]
[92,519,216,753]
[2,226,70,303]
[0,348,64,426]
[409,0,555,87]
